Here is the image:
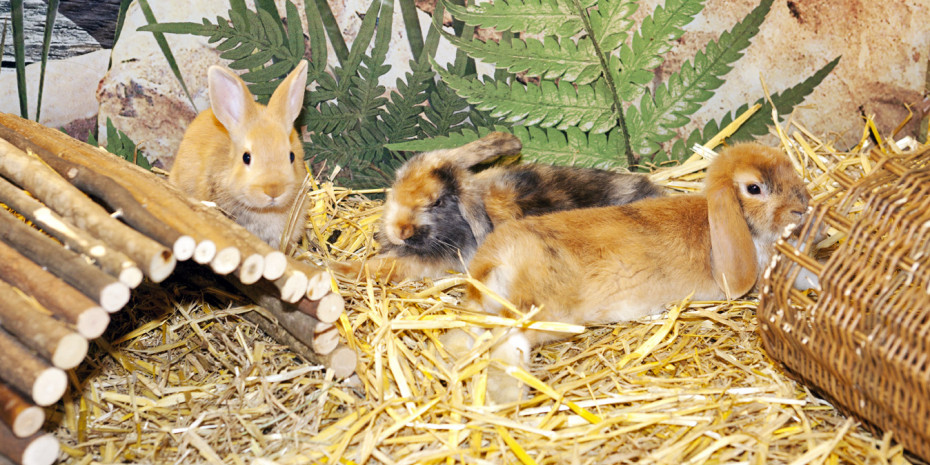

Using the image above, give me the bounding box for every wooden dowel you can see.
[0,175,143,288]
[0,209,130,313]
[236,305,355,378]
[0,279,89,370]
[235,253,265,285]
[0,116,335,291]
[296,293,344,324]
[210,246,241,275]
[0,328,67,407]
[20,137,196,262]
[0,241,109,339]
[193,240,217,264]
[0,425,60,465]
[306,271,332,301]
[321,344,357,379]
[0,138,175,282]
[310,323,339,355]
[0,383,44,439]
[262,250,288,281]
[229,278,346,356]
[273,268,309,303]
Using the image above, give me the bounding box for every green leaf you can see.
[11,0,27,118]
[727,56,841,143]
[441,0,593,38]
[611,0,705,102]
[517,126,628,168]
[438,30,602,84]
[100,118,152,170]
[36,0,59,122]
[586,0,638,52]
[627,0,773,162]
[436,65,618,133]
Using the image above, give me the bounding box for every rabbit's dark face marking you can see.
[379,162,480,263]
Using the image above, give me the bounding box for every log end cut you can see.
[237,253,264,285]
[100,282,131,313]
[173,235,197,261]
[76,306,110,339]
[32,368,67,407]
[193,240,217,264]
[21,433,61,465]
[12,405,45,438]
[262,251,287,281]
[211,247,241,275]
[52,333,89,370]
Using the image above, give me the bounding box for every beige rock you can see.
[97,0,230,168]
[0,49,109,133]
[644,0,930,148]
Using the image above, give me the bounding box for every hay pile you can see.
[51,112,924,464]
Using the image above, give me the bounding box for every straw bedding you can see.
[50,112,925,464]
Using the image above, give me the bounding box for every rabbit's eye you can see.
[433,196,445,208]
[242,152,252,165]
[746,183,762,195]
[289,152,296,163]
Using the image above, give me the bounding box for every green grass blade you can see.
[137,0,198,112]
[109,0,133,70]
[399,0,424,60]
[11,0,27,118]
[36,0,59,122]
[314,0,349,66]
[304,0,328,76]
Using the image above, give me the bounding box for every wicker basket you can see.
[760,145,930,462]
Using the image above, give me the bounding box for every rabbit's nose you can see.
[397,223,415,241]
[263,183,286,199]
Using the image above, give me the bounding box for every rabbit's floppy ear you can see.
[435,132,523,168]
[706,159,758,299]
[267,60,309,127]
[208,66,257,134]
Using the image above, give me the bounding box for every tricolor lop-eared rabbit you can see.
[332,132,665,281]
[450,143,812,404]
[170,60,309,249]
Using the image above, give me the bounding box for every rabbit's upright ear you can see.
[267,60,309,127]
[437,132,523,168]
[208,66,256,134]
[706,171,758,299]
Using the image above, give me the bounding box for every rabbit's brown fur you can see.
[333,132,665,281]
[459,142,811,403]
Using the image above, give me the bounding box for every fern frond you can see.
[584,0,639,52]
[436,65,617,133]
[627,0,773,162]
[441,0,595,38]
[138,1,305,102]
[611,0,705,102]
[668,55,841,161]
[439,31,602,85]
[516,126,627,167]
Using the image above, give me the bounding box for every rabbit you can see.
[452,142,811,404]
[331,131,665,281]
[170,60,309,249]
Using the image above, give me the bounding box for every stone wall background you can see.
[1,0,928,170]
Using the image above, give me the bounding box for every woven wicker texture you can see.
[760,145,930,462]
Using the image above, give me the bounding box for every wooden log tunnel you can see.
[0,113,354,463]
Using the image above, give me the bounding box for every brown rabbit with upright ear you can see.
[332,132,665,281]
[456,143,811,404]
[170,60,309,249]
